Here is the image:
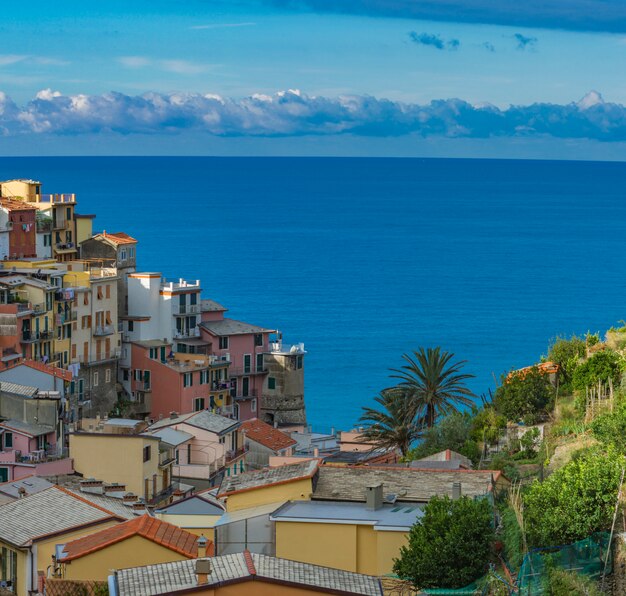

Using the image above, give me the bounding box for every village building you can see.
[240,418,297,470]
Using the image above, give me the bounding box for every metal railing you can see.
[94,324,115,336]
[173,303,201,315]
[228,366,268,376]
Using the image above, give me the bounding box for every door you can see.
[0,468,8,483]
[244,354,251,374]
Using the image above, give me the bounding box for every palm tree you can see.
[391,347,476,429]
[358,388,424,457]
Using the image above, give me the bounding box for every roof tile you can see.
[241,418,297,453]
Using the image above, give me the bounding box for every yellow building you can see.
[217,459,318,512]
[56,514,206,581]
[74,213,95,250]
[155,489,225,541]
[0,486,124,596]
[0,179,79,262]
[271,484,416,575]
[69,431,176,505]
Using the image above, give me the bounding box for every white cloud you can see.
[118,56,152,68]
[0,55,28,66]
[159,60,212,75]
[1,88,626,142]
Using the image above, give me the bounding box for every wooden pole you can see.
[601,467,625,591]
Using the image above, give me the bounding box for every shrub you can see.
[406,412,481,465]
[590,400,626,451]
[523,447,624,547]
[394,495,495,589]
[500,507,524,570]
[547,335,586,387]
[494,367,555,424]
[572,349,624,391]
[471,407,507,445]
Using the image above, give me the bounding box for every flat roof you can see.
[270,500,423,531]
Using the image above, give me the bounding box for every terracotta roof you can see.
[241,418,297,453]
[507,361,559,382]
[21,360,72,382]
[101,231,138,245]
[0,198,36,211]
[60,514,209,562]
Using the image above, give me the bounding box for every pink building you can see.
[127,340,232,419]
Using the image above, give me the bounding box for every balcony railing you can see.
[225,447,247,463]
[94,325,115,336]
[41,193,76,204]
[32,303,46,314]
[174,327,200,339]
[233,388,259,400]
[55,242,75,251]
[53,218,67,230]
[75,349,121,365]
[173,303,201,315]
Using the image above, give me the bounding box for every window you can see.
[219,336,229,350]
[129,246,135,259]
[194,397,205,411]
[242,377,249,397]
[97,286,103,300]
[190,293,197,305]
[297,355,303,369]
[143,445,151,462]
[83,292,89,306]
[105,368,111,383]
[4,432,12,449]
[128,320,134,332]
[254,333,263,347]
[219,436,225,444]
[183,372,193,387]
[243,354,251,374]
[268,377,276,390]
[105,285,111,299]
[256,353,264,372]
[120,248,127,261]
[123,369,129,381]
[200,370,208,384]
[66,207,72,221]
[149,347,157,359]
[93,371,99,386]
[251,398,257,412]
[37,435,45,450]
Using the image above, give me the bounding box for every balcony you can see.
[76,349,121,365]
[53,218,67,230]
[32,303,46,315]
[40,193,76,204]
[218,404,236,418]
[173,303,201,315]
[20,331,38,343]
[225,447,247,463]
[36,220,52,233]
[94,324,115,336]
[174,327,200,339]
[159,450,176,467]
[233,388,259,401]
[55,242,76,251]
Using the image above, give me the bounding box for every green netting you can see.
[423,580,482,595]
[517,532,612,595]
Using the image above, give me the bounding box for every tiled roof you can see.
[0,198,35,211]
[148,411,239,436]
[99,232,138,245]
[313,466,504,503]
[200,317,273,336]
[0,486,119,547]
[218,459,319,497]
[59,514,207,561]
[0,381,38,398]
[22,360,72,382]
[0,475,54,500]
[201,299,227,312]
[155,491,225,516]
[241,418,297,453]
[64,489,146,521]
[114,551,383,595]
[0,419,55,437]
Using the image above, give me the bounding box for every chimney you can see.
[197,535,208,559]
[452,482,462,500]
[195,558,211,585]
[18,487,27,498]
[170,411,178,420]
[313,447,319,457]
[365,483,384,511]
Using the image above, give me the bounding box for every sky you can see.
[3,0,626,157]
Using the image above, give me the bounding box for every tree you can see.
[391,347,476,429]
[358,389,424,457]
[494,366,555,424]
[546,335,586,388]
[572,349,623,391]
[523,447,624,547]
[394,495,494,589]
[405,412,481,465]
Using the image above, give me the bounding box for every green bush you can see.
[547,335,586,387]
[590,400,626,450]
[394,495,495,589]
[406,412,480,465]
[572,349,624,391]
[494,367,555,424]
[523,447,624,547]
[471,407,507,445]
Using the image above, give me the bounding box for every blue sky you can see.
[3,0,626,157]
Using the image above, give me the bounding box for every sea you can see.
[2,156,626,432]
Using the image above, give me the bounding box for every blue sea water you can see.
[2,157,626,431]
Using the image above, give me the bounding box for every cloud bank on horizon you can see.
[267,0,626,32]
[1,89,624,142]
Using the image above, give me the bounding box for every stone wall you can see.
[260,352,306,425]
